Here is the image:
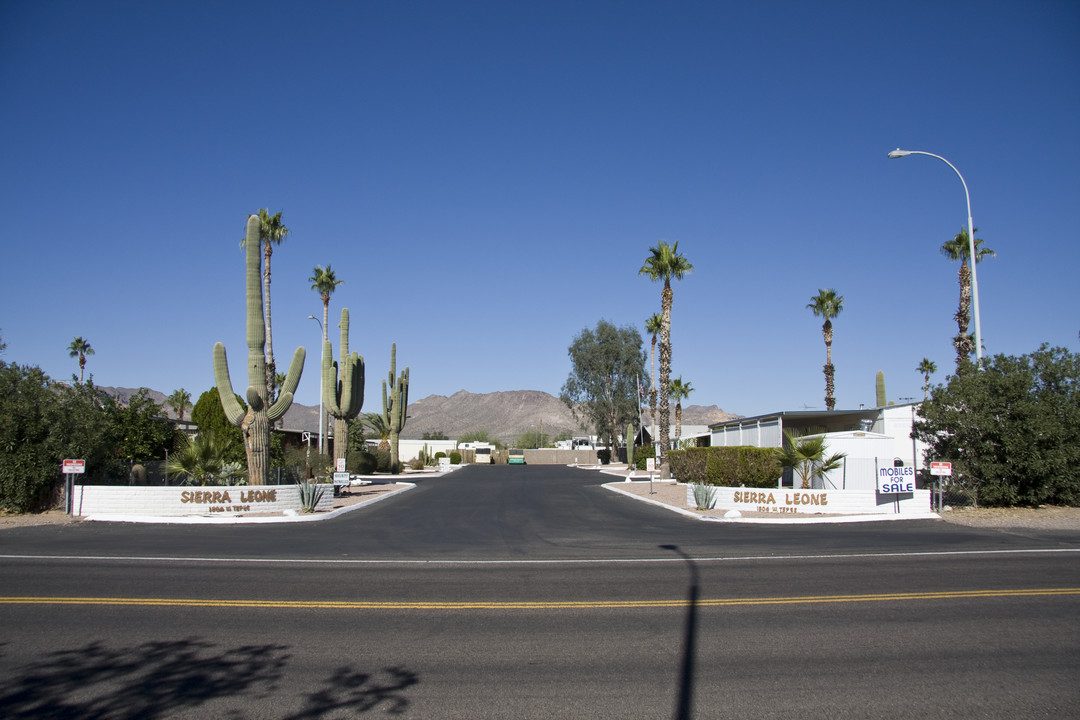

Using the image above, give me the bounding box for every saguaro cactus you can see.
[876,370,887,408]
[626,422,635,469]
[213,214,305,485]
[323,308,364,469]
[381,343,410,475]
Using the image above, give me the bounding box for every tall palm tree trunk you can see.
[954,264,974,366]
[823,318,835,411]
[659,284,673,467]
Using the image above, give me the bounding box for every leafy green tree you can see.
[168,388,192,420]
[942,228,993,369]
[0,328,6,355]
[191,388,246,465]
[807,289,844,411]
[917,358,937,400]
[560,320,646,452]
[639,241,692,466]
[669,376,693,444]
[913,344,1080,506]
[458,430,492,445]
[776,431,846,489]
[241,209,291,399]
[514,429,547,449]
[0,365,122,511]
[109,389,180,466]
[67,336,94,383]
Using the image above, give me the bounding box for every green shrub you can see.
[596,448,612,464]
[634,443,655,470]
[449,451,462,465]
[670,446,781,487]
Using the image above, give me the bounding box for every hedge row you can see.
[669,446,782,488]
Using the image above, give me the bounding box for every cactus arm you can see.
[212,342,247,426]
[268,346,304,421]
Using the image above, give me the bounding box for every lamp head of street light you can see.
[888,148,911,159]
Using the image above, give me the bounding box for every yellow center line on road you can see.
[1,588,1078,610]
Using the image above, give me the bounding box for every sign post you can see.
[930,462,953,513]
[61,459,85,515]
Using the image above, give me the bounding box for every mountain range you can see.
[103,387,740,444]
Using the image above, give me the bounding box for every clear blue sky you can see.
[2,1,1077,419]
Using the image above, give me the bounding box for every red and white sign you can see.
[62,459,85,474]
[336,458,347,473]
[930,462,953,476]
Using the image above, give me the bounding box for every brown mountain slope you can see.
[102,386,739,444]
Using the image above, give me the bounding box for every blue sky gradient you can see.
[2,1,1077,418]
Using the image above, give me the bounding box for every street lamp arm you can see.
[887,148,982,365]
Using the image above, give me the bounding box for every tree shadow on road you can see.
[0,638,419,719]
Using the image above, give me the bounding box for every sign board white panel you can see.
[877,465,916,493]
[930,462,953,476]
[62,459,85,474]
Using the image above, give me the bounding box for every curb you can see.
[602,481,941,525]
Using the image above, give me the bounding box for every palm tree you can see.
[309,264,343,344]
[362,412,391,452]
[645,313,662,449]
[165,431,245,486]
[942,227,993,369]
[669,376,694,446]
[168,388,192,421]
[241,209,291,399]
[639,241,692,468]
[917,358,937,400]
[807,289,844,411]
[776,431,846,489]
[67,336,94,382]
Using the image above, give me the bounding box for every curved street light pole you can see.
[307,315,325,454]
[888,148,982,365]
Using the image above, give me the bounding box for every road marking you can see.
[1,588,1077,611]
[1,548,1079,566]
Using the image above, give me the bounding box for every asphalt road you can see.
[1,465,1078,718]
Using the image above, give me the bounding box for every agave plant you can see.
[691,481,717,511]
[296,479,325,513]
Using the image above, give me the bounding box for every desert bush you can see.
[670,446,781,487]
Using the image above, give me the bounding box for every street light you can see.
[307,315,324,454]
[888,148,983,364]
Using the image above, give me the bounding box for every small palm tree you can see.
[669,376,694,445]
[807,289,844,411]
[67,336,94,383]
[942,228,993,369]
[645,313,662,447]
[639,241,692,466]
[309,264,343,344]
[916,358,937,400]
[776,431,846,489]
[241,209,291,399]
[362,412,391,452]
[165,431,245,486]
[168,388,192,421]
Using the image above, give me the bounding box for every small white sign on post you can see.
[336,458,347,473]
[930,461,953,476]
[62,459,85,474]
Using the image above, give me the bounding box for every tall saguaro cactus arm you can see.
[211,213,305,484]
[323,308,365,417]
[380,343,410,474]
